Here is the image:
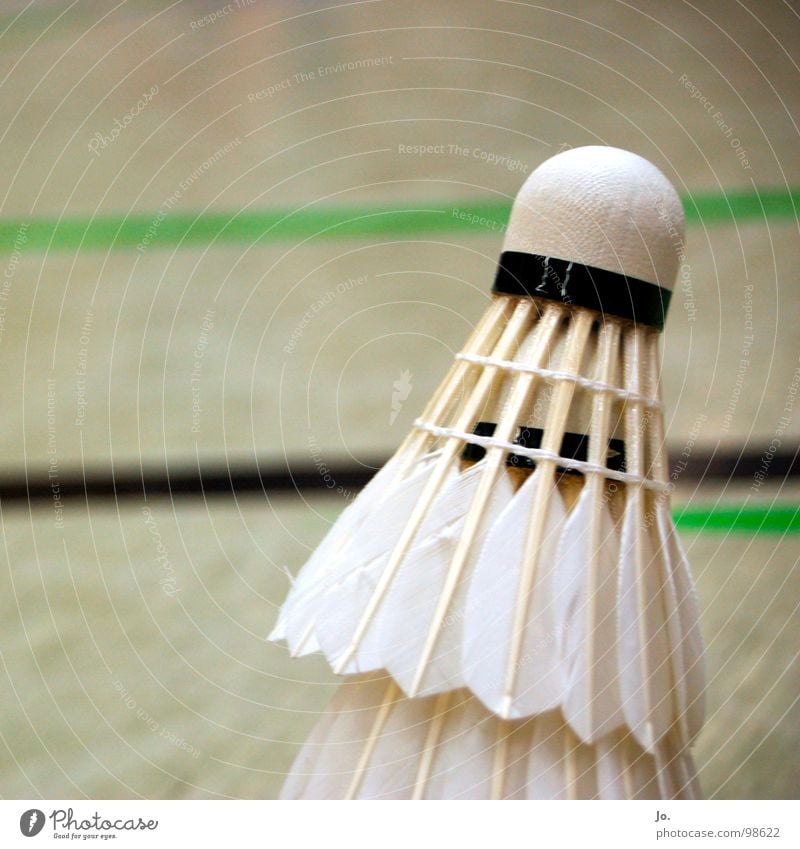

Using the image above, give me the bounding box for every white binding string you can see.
[413,420,671,493]
[455,352,663,410]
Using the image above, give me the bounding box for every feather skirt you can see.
[281,675,700,800]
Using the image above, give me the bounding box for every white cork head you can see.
[503,146,684,290]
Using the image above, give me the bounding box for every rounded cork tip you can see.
[503,146,685,290]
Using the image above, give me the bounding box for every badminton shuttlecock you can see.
[272,145,705,799]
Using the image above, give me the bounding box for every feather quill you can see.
[617,327,673,752]
[645,333,706,744]
[377,464,515,696]
[279,675,391,800]
[463,311,593,719]
[314,459,513,676]
[462,469,568,718]
[281,454,447,656]
[554,321,624,742]
[556,480,624,741]
[268,454,405,645]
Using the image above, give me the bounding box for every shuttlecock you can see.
[272,145,705,799]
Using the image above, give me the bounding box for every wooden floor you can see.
[1,486,798,800]
[0,0,797,799]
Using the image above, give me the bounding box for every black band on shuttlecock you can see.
[492,251,672,330]
[462,421,626,474]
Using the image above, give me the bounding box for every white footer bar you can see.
[2,800,796,848]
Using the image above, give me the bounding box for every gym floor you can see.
[0,0,797,799]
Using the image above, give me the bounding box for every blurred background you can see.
[0,0,797,800]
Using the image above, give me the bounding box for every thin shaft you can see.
[500,310,595,714]
[489,719,512,800]
[621,742,635,799]
[643,330,667,483]
[291,300,513,658]
[565,726,579,800]
[623,324,667,751]
[643,330,693,749]
[395,297,511,476]
[582,320,622,731]
[408,304,564,695]
[333,299,536,674]
[411,691,452,799]
[343,679,399,800]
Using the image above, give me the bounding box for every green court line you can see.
[1,188,797,254]
[682,188,800,224]
[673,505,800,534]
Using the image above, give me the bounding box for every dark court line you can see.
[0,449,798,532]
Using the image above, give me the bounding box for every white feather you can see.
[421,693,498,799]
[312,460,492,674]
[554,475,624,742]
[643,326,705,747]
[617,485,674,752]
[356,693,434,799]
[462,469,567,719]
[594,731,629,799]
[658,507,706,742]
[616,327,676,753]
[282,677,700,799]
[281,454,448,656]
[378,528,471,692]
[269,455,406,644]
[279,675,388,800]
[525,712,569,799]
[377,464,515,697]
[501,721,537,799]
[622,737,661,800]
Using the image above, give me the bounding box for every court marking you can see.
[0,188,797,253]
